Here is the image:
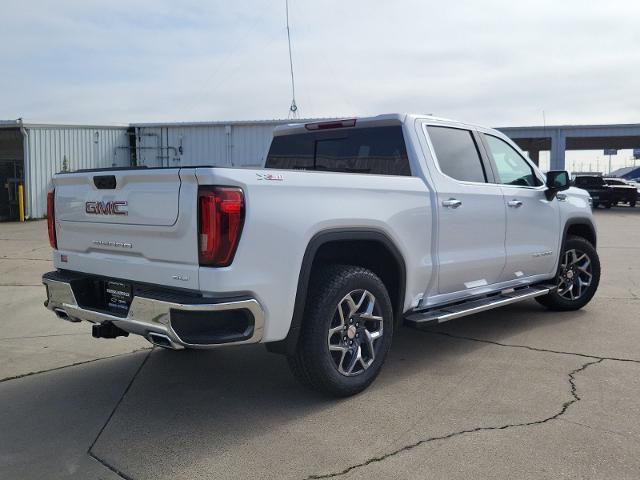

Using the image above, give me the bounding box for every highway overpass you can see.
[498,123,640,170]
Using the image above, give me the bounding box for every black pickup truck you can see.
[573,175,637,208]
[573,176,613,208]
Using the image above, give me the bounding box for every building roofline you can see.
[0,119,129,130]
[3,117,640,132]
[130,118,329,128]
[498,122,640,131]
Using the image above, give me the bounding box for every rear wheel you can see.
[630,199,636,207]
[604,201,613,209]
[536,235,600,311]
[287,265,394,397]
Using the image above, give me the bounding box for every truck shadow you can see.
[2,299,585,478]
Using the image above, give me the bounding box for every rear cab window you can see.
[265,126,411,176]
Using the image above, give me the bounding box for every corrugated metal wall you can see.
[25,127,129,218]
[134,122,284,168]
[22,120,305,218]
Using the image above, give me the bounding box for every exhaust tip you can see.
[148,332,177,349]
[54,308,70,320]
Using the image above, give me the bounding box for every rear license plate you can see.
[105,280,132,313]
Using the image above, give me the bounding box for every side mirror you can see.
[545,170,570,200]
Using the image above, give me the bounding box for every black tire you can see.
[630,200,636,207]
[604,201,613,209]
[287,265,394,397]
[592,202,599,209]
[536,235,600,311]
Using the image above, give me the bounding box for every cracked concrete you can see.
[1,210,640,479]
[334,359,640,480]
[305,357,604,479]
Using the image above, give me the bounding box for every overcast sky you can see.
[1,0,639,129]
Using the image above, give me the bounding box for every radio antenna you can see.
[286,0,299,118]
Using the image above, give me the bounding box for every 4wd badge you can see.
[256,173,284,181]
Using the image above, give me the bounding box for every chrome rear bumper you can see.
[43,273,264,350]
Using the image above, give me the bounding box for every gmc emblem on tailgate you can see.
[85,201,128,216]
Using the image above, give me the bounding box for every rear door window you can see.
[265,126,411,176]
[426,126,487,183]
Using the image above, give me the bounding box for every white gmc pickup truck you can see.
[43,114,600,396]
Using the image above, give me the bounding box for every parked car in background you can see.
[573,176,613,208]
[623,179,640,194]
[603,178,637,207]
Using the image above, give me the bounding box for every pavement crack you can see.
[89,451,136,480]
[0,332,87,341]
[429,331,640,364]
[87,348,153,479]
[0,348,151,383]
[305,358,603,479]
[0,256,51,261]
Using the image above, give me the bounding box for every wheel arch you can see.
[563,217,597,248]
[267,228,407,355]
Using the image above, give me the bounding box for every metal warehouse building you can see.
[130,119,308,168]
[0,119,307,220]
[0,120,131,220]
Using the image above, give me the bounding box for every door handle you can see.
[507,199,523,208]
[442,198,462,209]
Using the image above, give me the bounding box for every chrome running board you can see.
[405,284,555,327]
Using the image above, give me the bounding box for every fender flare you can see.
[561,217,597,248]
[557,217,597,273]
[267,228,406,355]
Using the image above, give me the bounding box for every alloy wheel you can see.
[327,289,384,376]
[557,248,593,301]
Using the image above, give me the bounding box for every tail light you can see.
[47,190,57,249]
[198,187,244,267]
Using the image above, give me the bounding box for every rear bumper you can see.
[42,270,265,349]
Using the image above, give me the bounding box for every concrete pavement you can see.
[0,220,149,381]
[1,209,639,479]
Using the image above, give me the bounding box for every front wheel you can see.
[287,265,394,397]
[536,235,600,311]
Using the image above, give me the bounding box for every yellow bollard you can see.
[18,183,25,222]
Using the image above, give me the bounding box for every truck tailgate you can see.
[52,168,201,290]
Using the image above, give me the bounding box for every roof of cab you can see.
[272,113,484,136]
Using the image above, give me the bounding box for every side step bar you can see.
[405,284,555,327]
